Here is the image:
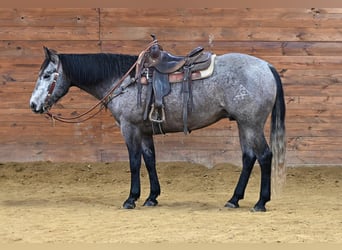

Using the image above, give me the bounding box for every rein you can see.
[45,40,157,124]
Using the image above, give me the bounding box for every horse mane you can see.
[58,53,138,85]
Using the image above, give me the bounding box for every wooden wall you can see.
[0,8,341,166]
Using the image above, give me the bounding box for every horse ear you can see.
[43,46,50,59]
[43,46,59,64]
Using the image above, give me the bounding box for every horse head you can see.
[30,47,70,114]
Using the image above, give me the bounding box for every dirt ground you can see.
[0,161,341,243]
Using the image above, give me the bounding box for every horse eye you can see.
[43,74,50,79]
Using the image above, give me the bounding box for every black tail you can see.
[268,64,286,196]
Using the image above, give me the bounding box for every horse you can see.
[29,42,286,212]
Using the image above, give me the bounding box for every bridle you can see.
[43,61,61,112]
[44,39,158,124]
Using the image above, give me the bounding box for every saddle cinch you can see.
[137,36,216,134]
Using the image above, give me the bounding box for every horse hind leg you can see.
[226,125,272,212]
[252,146,272,212]
[225,149,256,209]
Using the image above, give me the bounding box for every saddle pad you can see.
[169,54,216,83]
[139,54,216,85]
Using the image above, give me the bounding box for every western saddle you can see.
[136,35,215,134]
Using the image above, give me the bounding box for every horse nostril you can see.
[30,102,37,112]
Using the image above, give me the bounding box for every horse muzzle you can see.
[30,101,50,114]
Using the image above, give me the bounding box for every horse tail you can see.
[268,64,286,196]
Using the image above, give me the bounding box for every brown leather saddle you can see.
[137,35,214,134]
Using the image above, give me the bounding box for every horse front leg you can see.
[141,135,160,206]
[122,125,143,209]
[123,148,142,209]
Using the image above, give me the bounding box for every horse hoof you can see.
[123,200,136,209]
[224,201,239,209]
[143,198,158,207]
[250,206,266,212]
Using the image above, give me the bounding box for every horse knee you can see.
[242,151,256,169]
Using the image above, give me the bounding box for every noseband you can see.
[43,60,61,111]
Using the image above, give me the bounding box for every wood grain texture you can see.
[1,8,342,166]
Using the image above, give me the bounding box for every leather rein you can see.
[45,40,157,124]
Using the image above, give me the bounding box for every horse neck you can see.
[59,53,137,100]
[72,76,119,100]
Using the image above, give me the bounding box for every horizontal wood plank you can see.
[101,27,342,42]
[101,41,342,57]
[0,26,99,41]
[1,143,342,166]
[0,41,101,58]
[0,8,98,27]
[100,8,342,28]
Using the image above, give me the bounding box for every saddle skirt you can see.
[139,54,216,85]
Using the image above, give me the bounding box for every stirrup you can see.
[149,104,165,123]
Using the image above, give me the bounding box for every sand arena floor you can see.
[0,161,341,243]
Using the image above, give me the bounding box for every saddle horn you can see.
[151,34,157,41]
[149,34,161,59]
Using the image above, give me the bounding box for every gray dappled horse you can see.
[30,43,286,212]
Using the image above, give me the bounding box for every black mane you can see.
[58,53,138,85]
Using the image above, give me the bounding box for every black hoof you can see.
[251,206,267,212]
[143,198,158,207]
[224,201,239,209]
[123,199,136,209]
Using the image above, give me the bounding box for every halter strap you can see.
[43,61,61,111]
